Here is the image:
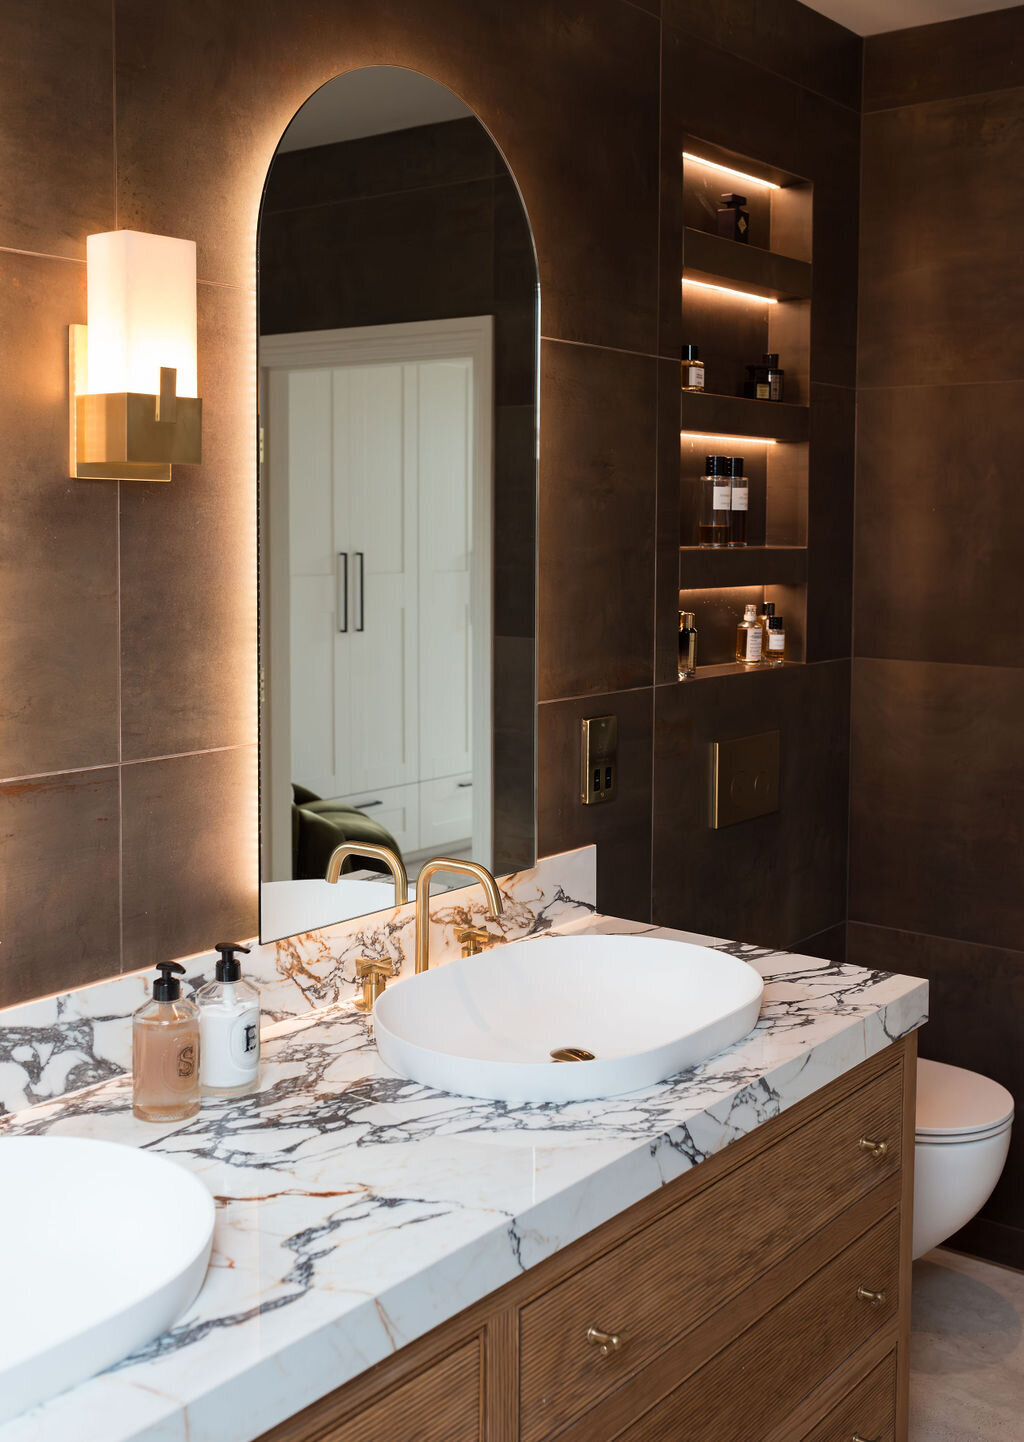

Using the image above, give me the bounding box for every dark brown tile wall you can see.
[852,10,1024,1267]
[1,0,859,1008]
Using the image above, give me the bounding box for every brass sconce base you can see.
[68,325,202,481]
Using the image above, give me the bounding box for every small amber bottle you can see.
[132,961,201,1122]
[681,344,705,392]
[766,615,786,666]
[736,603,763,666]
[678,611,697,679]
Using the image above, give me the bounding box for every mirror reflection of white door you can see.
[261,318,493,877]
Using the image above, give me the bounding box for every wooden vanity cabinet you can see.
[258,1036,916,1442]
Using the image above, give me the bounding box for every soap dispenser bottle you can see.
[197,943,261,1098]
[132,961,201,1122]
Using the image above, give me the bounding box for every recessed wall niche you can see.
[678,140,813,677]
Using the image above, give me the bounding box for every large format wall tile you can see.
[850,658,1024,953]
[0,0,114,258]
[119,280,256,760]
[538,341,658,701]
[538,686,653,921]
[855,382,1024,666]
[121,746,258,972]
[114,0,660,353]
[863,7,1024,112]
[0,252,119,780]
[0,768,120,1007]
[848,919,1024,1269]
[859,88,1024,390]
[806,383,854,663]
[665,0,862,112]
[653,662,850,947]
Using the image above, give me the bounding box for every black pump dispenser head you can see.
[214,941,251,983]
[153,960,186,1002]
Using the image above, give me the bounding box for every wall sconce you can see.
[69,230,202,481]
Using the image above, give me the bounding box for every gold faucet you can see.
[415,857,504,974]
[325,842,409,906]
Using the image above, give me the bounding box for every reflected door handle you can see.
[353,800,382,810]
[336,552,348,633]
[354,551,365,632]
[457,781,473,789]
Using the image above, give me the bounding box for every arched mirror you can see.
[258,68,539,944]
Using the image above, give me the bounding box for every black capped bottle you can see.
[197,943,261,1099]
[132,961,200,1122]
[728,457,748,547]
[717,193,749,243]
[678,611,697,679]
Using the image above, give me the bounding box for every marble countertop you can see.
[0,916,927,1442]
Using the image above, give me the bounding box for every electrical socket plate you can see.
[581,715,617,805]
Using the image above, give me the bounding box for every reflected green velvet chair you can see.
[291,785,403,880]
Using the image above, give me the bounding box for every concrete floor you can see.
[911,1248,1024,1441]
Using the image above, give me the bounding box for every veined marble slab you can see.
[0,847,597,1115]
[0,912,927,1442]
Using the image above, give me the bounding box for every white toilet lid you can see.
[916,1058,1014,1139]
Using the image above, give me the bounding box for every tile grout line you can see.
[0,745,249,788]
[650,6,664,928]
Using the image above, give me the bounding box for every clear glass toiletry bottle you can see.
[681,344,705,392]
[717,193,749,243]
[736,603,763,666]
[728,457,748,547]
[197,942,261,1099]
[699,456,731,548]
[766,615,786,666]
[132,961,200,1122]
[678,610,697,679]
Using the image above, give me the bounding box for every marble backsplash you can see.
[0,846,596,1115]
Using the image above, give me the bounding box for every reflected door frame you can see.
[259,315,494,880]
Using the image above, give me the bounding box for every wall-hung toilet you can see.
[913,1058,1014,1260]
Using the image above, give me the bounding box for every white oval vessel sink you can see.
[0,1136,215,1423]
[373,933,764,1104]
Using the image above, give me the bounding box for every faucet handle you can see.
[455,925,492,958]
[355,957,392,1011]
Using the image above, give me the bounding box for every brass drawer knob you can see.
[852,1434,881,1441]
[585,1325,624,1357]
[856,1286,887,1308]
[858,1137,888,1159]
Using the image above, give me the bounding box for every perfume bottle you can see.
[717,193,749,244]
[728,457,748,547]
[678,611,697,679]
[766,615,786,666]
[759,601,776,645]
[681,344,705,392]
[763,353,785,401]
[698,456,731,548]
[736,603,763,666]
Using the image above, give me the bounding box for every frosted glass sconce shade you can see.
[85,231,198,398]
[70,230,202,482]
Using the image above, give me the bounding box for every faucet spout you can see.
[415,857,504,975]
[325,842,409,908]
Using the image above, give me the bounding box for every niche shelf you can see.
[675,136,814,681]
[679,545,807,590]
[683,228,812,302]
[688,660,804,683]
[680,392,809,444]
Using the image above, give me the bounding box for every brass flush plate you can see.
[581,715,617,805]
[711,730,780,828]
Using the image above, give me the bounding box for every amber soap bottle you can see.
[132,960,201,1122]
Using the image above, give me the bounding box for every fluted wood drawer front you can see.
[257,1338,482,1442]
[799,1351,898,1442]
[519,1064,902,1442]
[611,1210,900,1442]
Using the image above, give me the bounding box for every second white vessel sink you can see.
[373,933,764,1104]
[0,1136,215,1423]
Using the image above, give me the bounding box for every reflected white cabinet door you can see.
[285,354,474,850]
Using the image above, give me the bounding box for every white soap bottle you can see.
[197,942,261,1098]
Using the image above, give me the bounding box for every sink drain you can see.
[549,1046,596,1063]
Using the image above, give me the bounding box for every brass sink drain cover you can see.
[549,1046,596,1063]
